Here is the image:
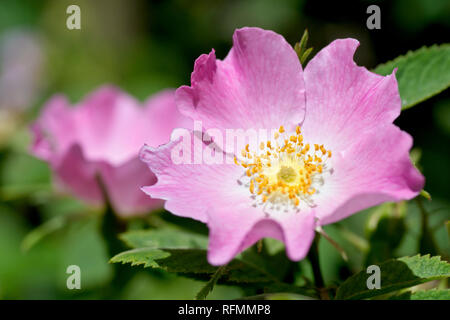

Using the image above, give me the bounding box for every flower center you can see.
[277,166,297,184]
[234,125,332,213]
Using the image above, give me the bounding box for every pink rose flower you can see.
[140,28,425,265]
[31,86,191,217]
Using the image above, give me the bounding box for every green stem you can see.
[97,175,127,257]
[415,197,438,256]
[96,175,132,298]
[307,233,325,289]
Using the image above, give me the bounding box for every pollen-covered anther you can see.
[236,125,332,211]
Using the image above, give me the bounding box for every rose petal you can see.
[302,38,401,151]
[140,131,249,223]
[314,124,424,225]
[176,27,306,132]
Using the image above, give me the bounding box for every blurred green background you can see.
[0,0,448,299]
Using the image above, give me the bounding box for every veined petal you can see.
[302,38,401,150]
[314,124,424,225]
[207,209,315,265]
[298,38,423,225]
[140,131,250,223]
[176,27,306,132]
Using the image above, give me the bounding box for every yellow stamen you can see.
[235,124,331,209]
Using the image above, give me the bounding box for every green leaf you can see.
[240,292,316,300]
[113,228,317,297]
[294,29,314,66]
[111,248,272,283]
[300,47,314,66]
[294,29,309,58]
[373,44,450,110]
[390,289,450,300]
[116,228,279,282]
[111,247,317,297]
[120,229,208,250]
[336,254,450,300]
[110,248,171,268]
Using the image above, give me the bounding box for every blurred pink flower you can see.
[0,29,45,111]
[0,29,45,144]
[31,86,191,217]
[140,27,424,265]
